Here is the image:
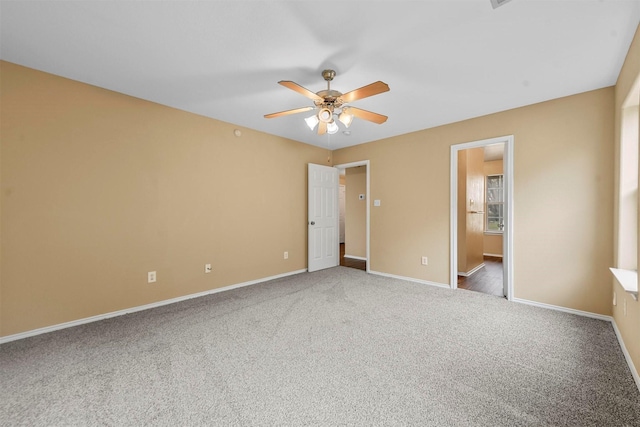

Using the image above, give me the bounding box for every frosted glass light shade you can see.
[327,121,339,134]
[305,115,319,130]
[338,110,353,128]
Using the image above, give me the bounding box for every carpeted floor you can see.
[1,267,639,426]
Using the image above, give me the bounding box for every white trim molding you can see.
[0,269,307,345]
[610,268,638,300]
[344,254,367,261]
[513,297,638,393]
[458,263,485,277]
[611,319,640,392]
[450,135,514,300]
[369,270,450,289]
[512,297,612,321]
[334,160,371,274]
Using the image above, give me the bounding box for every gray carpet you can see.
[1,267,639,426]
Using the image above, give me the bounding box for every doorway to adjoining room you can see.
[457,144,504,296]
[338,165,367,271]
[452,137,513,299]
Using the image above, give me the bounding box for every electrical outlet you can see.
[613,292,617,306]
[148,271,156,283]
[421,256,428,265]
[205,264,212,273]
[284,251,289,260]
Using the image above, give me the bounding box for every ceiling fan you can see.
[264,69,390,135]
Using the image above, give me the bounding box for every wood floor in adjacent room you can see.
[458,256,504,297]
[340,243,366,271]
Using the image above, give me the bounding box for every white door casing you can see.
[308,163,339,272]
[450,136,514,300]
[339,185,346,244]
[334,160,370,273]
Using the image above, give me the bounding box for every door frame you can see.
[334,160,370,273]
[338,184,346,244]
[450,136,514,300]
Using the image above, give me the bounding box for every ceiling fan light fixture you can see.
[318,108,333,123]
[338,109,354,128]
[305,114,319,130]
[265,69,390,137]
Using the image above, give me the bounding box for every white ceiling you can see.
[484,143,504,161]
[1,1,639,150]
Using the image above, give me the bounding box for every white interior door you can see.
[308,163,339,272]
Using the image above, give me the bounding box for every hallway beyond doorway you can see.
[340,243,366,271]
[457,256,503,297]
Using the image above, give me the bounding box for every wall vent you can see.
[490,0,513,9]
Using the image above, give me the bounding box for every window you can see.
[611,77,638,299]
[617,103,638,271]
[486,174,504,232]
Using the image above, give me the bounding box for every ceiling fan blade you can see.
[278,81,324,102]
[264,106,314,119]
[349,107,388,124]
[317,121,327,135]
[339,81,389,104]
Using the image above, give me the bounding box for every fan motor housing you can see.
[315,90,343,107]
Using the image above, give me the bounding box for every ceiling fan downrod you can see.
[317,69,342,108]
[322,69,336,88]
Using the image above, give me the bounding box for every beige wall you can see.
[484,159,503,175]
[484,159,504,256]
[0,42,629,349]
[334,87,614,315]
[457,148,485,273]
[0,61,328,336]
[613,26,640,381]
[483,235,503,257]
[345,167,367,258]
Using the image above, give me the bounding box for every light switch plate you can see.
[374,199,381,207]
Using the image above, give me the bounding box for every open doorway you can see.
[456,144,504,296]
[450,136,514,300]
[335,161,370,272]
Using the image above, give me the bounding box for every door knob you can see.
[310,221,315,225]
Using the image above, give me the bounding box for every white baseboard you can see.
[611,319,640,393]
[483,253,503,258]
[0,269,307,345]
[344,254,367,261]
[458,263,485,277]
[511,297,612,321]
[369,270,450,289]
[4,268,638,395]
